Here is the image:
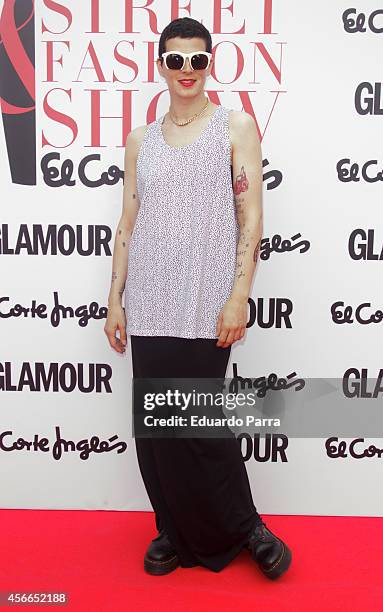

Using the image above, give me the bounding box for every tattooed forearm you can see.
[107,183,139,307]
[235,230,248,277]
[109,270,124,303]
[253,238,261,263]
[235,226,256,280]
[232,223,262,293]
[230,164,263,299]
[109,268,126,304]
[119,227,131,248]
[108,223,134,304]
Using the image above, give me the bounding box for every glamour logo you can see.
[238,433,288,463]
[0,0,36,184]
[0,224,112,256]
[348,229,383,260]
[342,368,383,398]
[0,362,112,392]
[247,297,294,329]
[354,82,383,115]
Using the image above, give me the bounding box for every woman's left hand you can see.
[216,296,248,347]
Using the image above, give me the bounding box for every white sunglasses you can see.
[160,51,212,71]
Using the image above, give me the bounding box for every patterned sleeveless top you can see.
[125,104,238,339]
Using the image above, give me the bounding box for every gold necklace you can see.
[168,96,210,126]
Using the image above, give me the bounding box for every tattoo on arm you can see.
[111,271,125,300]
[235,227,261,280]
[110,217,134,300]
[235,228,250,279]
[234,166,249,230]
[118,225,133,247]
[253,238,261,263]
[233,166,261,277]
[233,165,249,196]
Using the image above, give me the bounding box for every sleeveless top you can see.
[124,104,238,339]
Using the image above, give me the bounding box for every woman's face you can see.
[156,36,213,99]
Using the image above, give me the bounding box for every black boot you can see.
[247,521,292,580]
[144,529,180,576]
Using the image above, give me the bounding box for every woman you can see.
[104,16,292,578]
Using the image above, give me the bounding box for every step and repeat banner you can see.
[1,0,382,515]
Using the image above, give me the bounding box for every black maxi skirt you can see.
[130,335,263,572]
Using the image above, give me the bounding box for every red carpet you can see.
[0,510,382,611]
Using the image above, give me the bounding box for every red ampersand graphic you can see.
[0,0,35,114]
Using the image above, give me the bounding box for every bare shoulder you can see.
[228,109,258,140]
[228,110,260,162]
[124,123,151,161]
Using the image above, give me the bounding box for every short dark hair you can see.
[158,17,212,60]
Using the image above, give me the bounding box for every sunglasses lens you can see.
[191,54,209,70]
[163,53,210,70]
[165,54,184,70]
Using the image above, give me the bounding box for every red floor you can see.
[0,510,382,611]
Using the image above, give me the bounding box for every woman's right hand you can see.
[104,302,127,353]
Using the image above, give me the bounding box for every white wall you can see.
[1,0,382,516]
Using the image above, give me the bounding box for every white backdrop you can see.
[1,0,382,516]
